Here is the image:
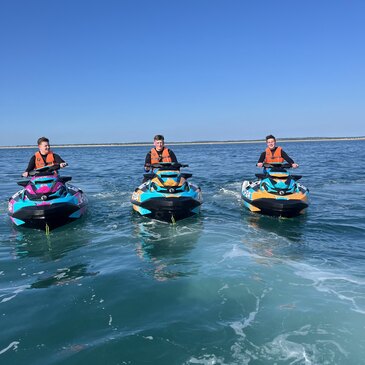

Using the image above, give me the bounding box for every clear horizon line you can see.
[0,136,364,149]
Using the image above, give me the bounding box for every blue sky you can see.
[1,0,364,146]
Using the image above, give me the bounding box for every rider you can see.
[144,134,178,172]
[22,137,67,177]
[257,135,299,169]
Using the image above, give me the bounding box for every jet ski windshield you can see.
[29,164,61,177]
[150,162,188,171]
[263,163,292,171]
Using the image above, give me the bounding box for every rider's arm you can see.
[281,150,296,165]
[25,155,36,173]
[54,154,67,168]
[144,152,151,171]
[169,149,178,163]
[257,152,265,164]
[54,154,65,164]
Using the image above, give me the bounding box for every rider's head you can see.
[154,134,165,152]
[37,137,50,155]
[265,135,276,150]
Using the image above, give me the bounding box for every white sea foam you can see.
[263,332,313,364]
[1,295,17,303]
[229,325,317,364]
[291,262,365,314]
[258,325,348,364]
[33,271,45,275]
[120,201,131,208]
[219,187,241,200]
[230,306,258,338]
[221,244,266,263]
[217,284,230,304]
[0,285,29,304]
[186,354,228,364]
[229,288,269,339]
[0,341,20,355]
[223,243,365,314]
[221,244,249,260]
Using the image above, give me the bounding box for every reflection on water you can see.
[242,213,308,262]
[30,264,98,289]
[10,220,90,261]
[245,212,307,243]
[132,216,202,281]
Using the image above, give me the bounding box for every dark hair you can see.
[154,134,165,141]
[265,134,276,141]
[37,137,49,145]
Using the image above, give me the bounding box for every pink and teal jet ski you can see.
[8,165,88,230]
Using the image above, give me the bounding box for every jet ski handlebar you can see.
[150,162,188,170]
[28,163,68,177]
[263,163,292,169]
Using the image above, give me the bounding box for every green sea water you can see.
[1,141,365,364]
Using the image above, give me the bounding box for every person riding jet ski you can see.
[22,136,67,177]
[144,134,177,174]
[131,162,202,223]
[241,135,308,217]
[132,135,201,222]
[257,134,298,170]
[9,137,87,230]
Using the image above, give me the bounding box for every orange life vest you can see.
[264,146,284,163]
[35,151,55,169]
[150,147,172,164]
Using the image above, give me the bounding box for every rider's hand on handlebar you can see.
[257,162,263,168]
[22,171,29,177]
[60,162,68,168]
[292,163,299,169]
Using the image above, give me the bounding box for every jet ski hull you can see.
[9,203,86,229]
[242,195,308,218]
[132,196,201,222]
[9,181,88,230]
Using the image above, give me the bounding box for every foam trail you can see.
[0,341,20,355]
[291,262,365,314]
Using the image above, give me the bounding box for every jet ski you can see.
[8,165,88,230]
[241,163,309,217]
[131,162,203,222]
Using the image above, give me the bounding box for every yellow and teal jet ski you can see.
[241,163,309,217]
[131,163,203,222]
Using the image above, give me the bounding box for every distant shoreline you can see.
[0,136,364,149]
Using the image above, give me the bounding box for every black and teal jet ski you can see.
[131,163,203,222]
